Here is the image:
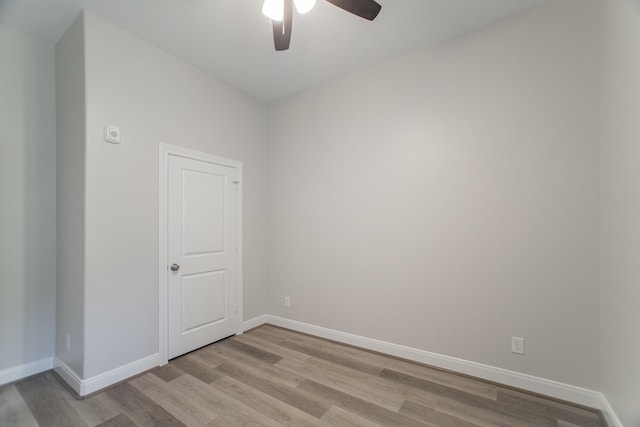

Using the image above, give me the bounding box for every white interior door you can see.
[167,153,240,359]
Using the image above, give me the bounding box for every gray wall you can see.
[55,14,86,377]
[80,12,269,378]
[0,25,56,376]
[267,0,601,389]
[600,0,640,425]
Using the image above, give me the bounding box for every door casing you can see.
[158,142,243,365]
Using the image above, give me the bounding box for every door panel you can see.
[181,270,226,332]
[167,154,239,359]
[182,170,226,255]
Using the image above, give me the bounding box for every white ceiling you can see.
[0,0,546,102]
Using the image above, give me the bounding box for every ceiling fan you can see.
[262,0,382,51]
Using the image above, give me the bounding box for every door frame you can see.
[158,142,243,365]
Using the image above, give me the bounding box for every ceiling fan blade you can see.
[272,0,293,51]
[325,0,381,21]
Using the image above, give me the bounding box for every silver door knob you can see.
[170,264,180,272]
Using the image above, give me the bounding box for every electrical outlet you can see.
[65,333,71,350]
[511,336,524,355]
[284,296,291,307]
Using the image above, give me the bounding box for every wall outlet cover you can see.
[511,336,524,355]
[103,125,121,144]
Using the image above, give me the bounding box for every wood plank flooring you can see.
[0,325,606,427]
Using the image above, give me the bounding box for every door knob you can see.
[170,264,180,272]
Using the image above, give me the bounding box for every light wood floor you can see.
[0,325,606,427]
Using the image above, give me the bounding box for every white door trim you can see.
[158,142,243,365]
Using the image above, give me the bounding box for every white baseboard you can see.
[599,395,624,427]
[55,353,160,396]
[255,315,621,427]
[53,358,83,395]
[243,314,270,332]
[0,357,53,387]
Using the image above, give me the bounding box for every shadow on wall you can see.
[19,40,57,369]
[0,27,56,374]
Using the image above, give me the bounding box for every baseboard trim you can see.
[0,357,53,387]
[55,353,160,396]
[243,314,269,332]
[259,315,621,426]
[599,394,624,427]
[53,358,83,395]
